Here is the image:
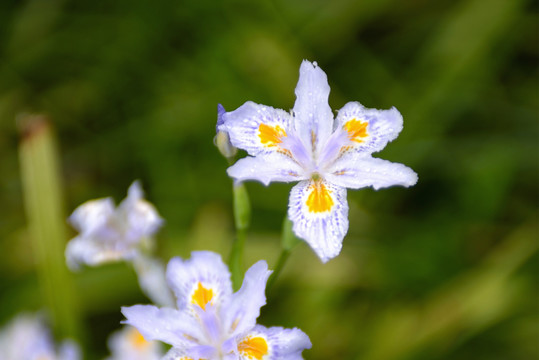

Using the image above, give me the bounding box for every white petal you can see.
[119,181,163,243]
[238,325,312,360]
[333,101,403,155]
[288,180,348,263]
[121,305,202,348]
[292,60,334,154]
[222,261,271,336]
[227,153,307,186]
[221,101,293,156]
[65,235,136,270]
[166,251,233,313]
[161,347,191,360]
[68,198,115,236]
[325,155,418,190]
[58,339,81,360]
[106,325,162,360]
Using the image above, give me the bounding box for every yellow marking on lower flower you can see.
[306,181,334,213]
[258,123,286,147]
[344,118,368,143]
[128,328,150,349]
[238,336,269,359]
[191,282,213,310]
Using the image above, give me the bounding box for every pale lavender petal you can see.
[325,155,418,190]
[222,261,271,336]
[105,326,162,360]
[58,339,81,360]
[68,197,115,236]
[292,60,334,154]
[119,181,164,243]
[65,235,136,270]
[227,153,307,186]
[121,305,202,348]
[188,345,218,359]
[217,103,226,129]
[238,325,311,360]
[220,101,293,156]
[288,180,348,263]
[166,251,233,312]
[333,101,403,155]
[161,347,191,360]
[194,304,222,344]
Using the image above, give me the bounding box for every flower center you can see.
[258,124,287,147]
[238,336,268,359]
[343,118,368,143]
[191,282,214,310]
[306,181,334,213]
[128,328,150,349]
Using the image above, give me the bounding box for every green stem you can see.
[266,248,291,291]
[229,227,248,291]
[229,183,250,290]
[266,216,301,291]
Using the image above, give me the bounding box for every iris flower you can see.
[66,181,163,269]
[218,60,418,262]
[106,326,163,360]
[66,182,174,307]
[0,314,80,360]
[122,251,311,360]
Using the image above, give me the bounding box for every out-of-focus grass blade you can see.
[362,219,537,360]
[18,114,81,340]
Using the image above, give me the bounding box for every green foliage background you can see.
[0,0,537,359]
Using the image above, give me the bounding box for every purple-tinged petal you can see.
[217,103,226,129]
[215,104,238,159]
[166,251,233,313]
[106,325,163,360]
[237,325,311,360]
[68,198,115,236]
[119,181,164,243]
[65,235,137,270]
[333,102,403,155]
[161,347,192,360]
[221,101,293,156]
[292,60,334,154]
[222,261,271,336]
[58,339,81,360]
[121,305,202,348]
[227,153,307,186]
[288,180,348,263]
[325,155,418,190]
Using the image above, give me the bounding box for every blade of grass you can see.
[19,114,81,340]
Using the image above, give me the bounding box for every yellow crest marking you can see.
[343,118,368,143]
[191,282,213,310]
[306,181,334,213]
[258,123,286,147]
[238,336,269,359]
[128,328,150,349]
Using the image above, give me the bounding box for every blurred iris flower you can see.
[66,181,163,269]
[218,60,417,262]
[106,325,163,360]
[0,313,80,360]
[66,181,174,307]
[122,251,311,360]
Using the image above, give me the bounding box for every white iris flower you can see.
[122,251,311,360]
[218,60,418,262]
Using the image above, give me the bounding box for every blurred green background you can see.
[0,0,537,359]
